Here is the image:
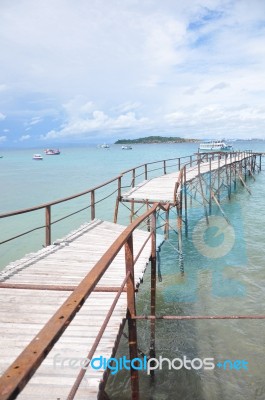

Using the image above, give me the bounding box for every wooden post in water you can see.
[125,235,139,400]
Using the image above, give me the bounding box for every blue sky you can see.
[1,0,265,147]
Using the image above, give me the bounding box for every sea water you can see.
[1,141,265,399]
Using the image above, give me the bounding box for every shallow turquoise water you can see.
[0,142,199,268]
[1,141,265,399]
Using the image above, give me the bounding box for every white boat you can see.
[33,154,43,160]
[199,140,233,152]
[121,145,132,150]
[44,149,60,155]
[99,143,110,149]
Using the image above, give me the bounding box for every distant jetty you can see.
[115,135,199,144]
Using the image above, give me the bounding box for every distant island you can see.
[115,136,199,144]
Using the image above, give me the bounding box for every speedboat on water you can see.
[99,143,110,148]
[44,149,60,155]
[199,140,233,152]
[121,145,132,150]
[33,154,43,160]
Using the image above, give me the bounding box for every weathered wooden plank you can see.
[0,219,153,399]
[122,153,248,203]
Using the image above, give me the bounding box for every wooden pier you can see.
[0,150,263,400]
[0,217,164,399]
[121,151,259,205]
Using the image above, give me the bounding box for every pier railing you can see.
[0,153,215,248]
[0,151,257,251]
[0,149,264,400]
[0,202,160,400]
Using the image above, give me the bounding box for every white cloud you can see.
[165,103,265,137]
[42,106,150,140]
[0,135,7,142]
[1,0,265,142]
[19,134,31,141]
[0,112,6,121]
[29,117,42,125]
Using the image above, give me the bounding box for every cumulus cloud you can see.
[41,105,150,139]
[29,117,42,126]
[165,103,265,137]
[0,135,7,142]
[19,134,31,141]
[0,112,6,121]
[1,0,265,142]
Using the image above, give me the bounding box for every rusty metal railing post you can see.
[132,169,136,188]
[217,154,221,202]
[114,176,121,223]
[91,190,95,220]
[177,169,184,273]
[150,211,156,317]
[130,170,136,224]
[45,205,51,246]
[163,160,166,175]
[149,210,157,378]
[184,166,188,237]
[209,158,212,214]
[125,234,139,400]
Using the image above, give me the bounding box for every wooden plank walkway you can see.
[0,219,160,400]
[121,153,247,204]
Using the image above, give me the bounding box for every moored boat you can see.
[121,145,132,150]
[199,140,233,152]
[44,149,60,155]
[33,154,43,160]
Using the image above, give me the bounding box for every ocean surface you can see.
[1,141,265,399]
